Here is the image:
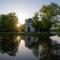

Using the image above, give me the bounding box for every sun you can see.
[16,23,20,27]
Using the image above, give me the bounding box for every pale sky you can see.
[0,0,60,24]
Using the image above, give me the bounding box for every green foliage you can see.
[57,25,60,32]
[40,3,60,17]
[40,3,60,25]
[32,12,43,32]
[32,3,60,32]
[0,12,19,32]
[41,16,51,32]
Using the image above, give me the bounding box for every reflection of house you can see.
[25,36,35,46]
[25,18,35,32]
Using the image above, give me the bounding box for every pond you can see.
[0,34,60,60]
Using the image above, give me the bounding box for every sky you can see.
[0,0,60,24]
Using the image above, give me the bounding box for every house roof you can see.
[26,18,32,23]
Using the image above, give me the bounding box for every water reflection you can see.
[0,34,60,60]
[25,35,60,60]
[0,35,21,56]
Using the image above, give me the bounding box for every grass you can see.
[0,32,53,36]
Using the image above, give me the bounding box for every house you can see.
[25,18,35,32]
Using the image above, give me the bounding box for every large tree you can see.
[0,12,19,32]
[32,3,60,32]
[40,3,60,28]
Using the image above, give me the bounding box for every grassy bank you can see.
[0,32,53,36]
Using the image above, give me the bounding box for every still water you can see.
[0,34,60,60]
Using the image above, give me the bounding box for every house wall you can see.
[25,24,35,32]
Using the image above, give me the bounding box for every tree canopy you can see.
[0,12,19,32]
[32,3,60,32]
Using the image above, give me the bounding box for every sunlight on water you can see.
[17,40,37,60]
[15,36,21,44]
[19,40,25,46]
[0,35,59,60]
[16,36,20,40]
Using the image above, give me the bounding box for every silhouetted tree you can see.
[0,12,19,32]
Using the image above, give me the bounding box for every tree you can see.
[41,16,51,32]
[40,3,60,30]
[32,3,60,32]
[0,12,19,32]
[32,12,43,32]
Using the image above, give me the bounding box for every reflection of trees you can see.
[0,35,21,56]
[25,35,60,60]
